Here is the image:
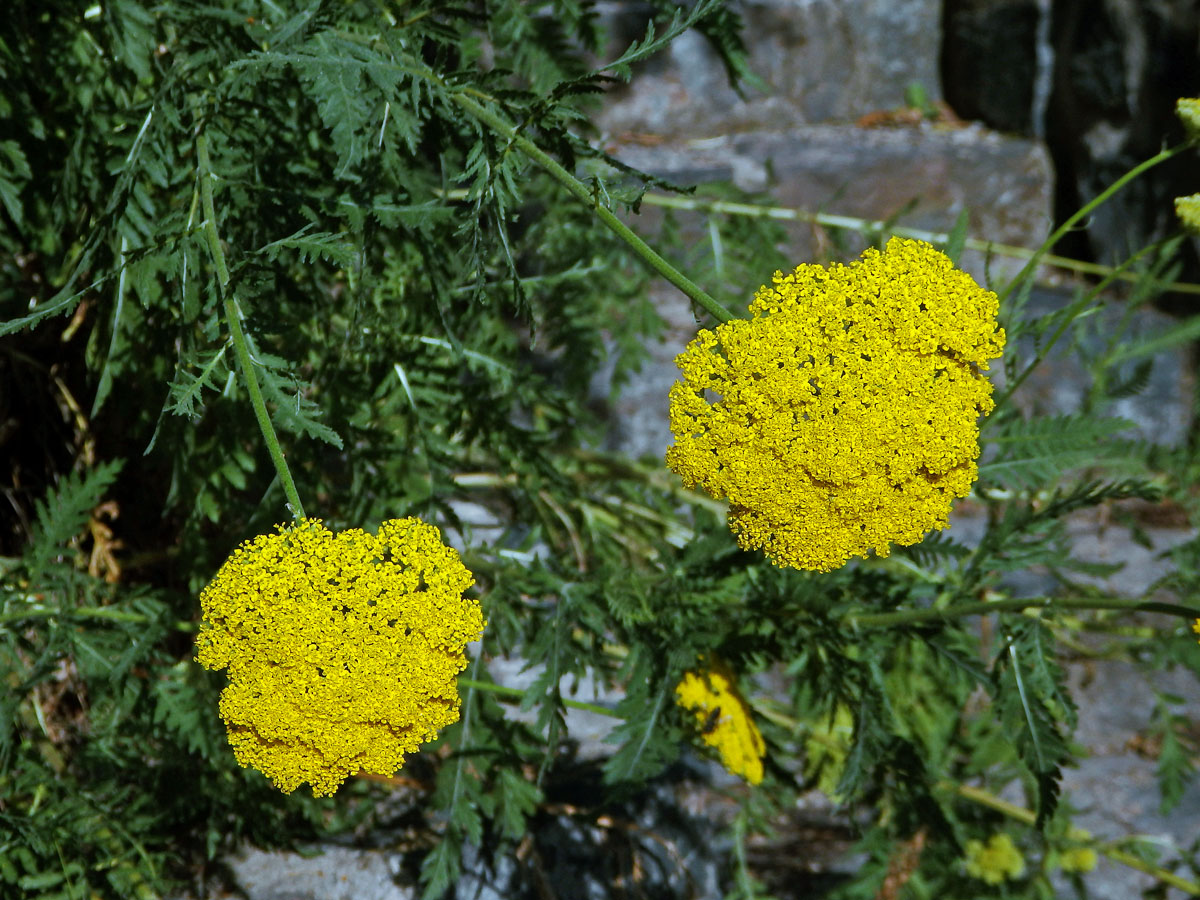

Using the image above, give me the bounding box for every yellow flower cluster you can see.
[666,237,1005,571]
[1058,845,1099,874]
[1177,194,1200,234]
[964,833,1026,884]
[675,660,765,785]
[196,517,485,796]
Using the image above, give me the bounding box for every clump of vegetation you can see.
[2,2,1199,898]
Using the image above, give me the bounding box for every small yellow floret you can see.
[666,237,1005,571]
[196,517,485,796]
[965,833,1026,885]
[675,661,765,785]
[1177,194,1200,234]
[1059,845,1099,874]
[1177,97,1200,141]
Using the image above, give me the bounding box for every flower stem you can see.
[996,143,1187,306]
[195,129,306,520]
[447,89,734,324]
[848,595,1200,629]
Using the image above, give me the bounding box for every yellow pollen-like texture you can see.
[666,237,1006,572]
[675,662,765,785]
[1176,194,1200,234]
[195,517,485,796]
[965,833,1026,884]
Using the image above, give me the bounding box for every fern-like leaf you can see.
[980,414,1138,490]
[256,224,356,268]
[602,648,678,784]
[993,620,1071,826]
[26,460,125,581]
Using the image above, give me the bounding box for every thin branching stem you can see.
[457,677,621,718]
[849,595,1200,629]
[995,143,1188,305]
[448,89,735,324]
[195,127,306,520]
[637,192,1200,296]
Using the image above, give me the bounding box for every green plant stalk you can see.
[849,595,1200,629]
[996,143,1187,305]
[195,129,306,520]
[953,783,1200,895]
[987,238,1161,421]
[447,89,734,324]
[636,192,1200,296]
[457,676,621,718]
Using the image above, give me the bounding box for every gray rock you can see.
[221,845,413,900]
[609,122,1053,285]
[597,0,943,136]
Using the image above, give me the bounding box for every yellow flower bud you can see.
[1177,97,1200,141]
[964,833,1026,884]
[1059,846,1099,874]
[1177,194,1200,234]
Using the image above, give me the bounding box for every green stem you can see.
[457,677,622,718]
[446,90,734,324]
[195,129,306,520]
[996,143,1187,305]
[986,239,1160,422]
[953,783,1200,895]
[636,192,1200,296]
[849,595,1200,629]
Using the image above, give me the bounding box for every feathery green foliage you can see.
[3,2,1200,898]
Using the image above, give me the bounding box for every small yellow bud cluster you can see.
[667,237,1005,571]
[1058,844,1099,874]
[964,833,1026,884]
[1175,99,1200,232]
[675,660,765,785]
[1176,194,1200,234]
[1178,97,1200,142]
[196,517,484,796]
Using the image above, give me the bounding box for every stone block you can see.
[596,0,943,137]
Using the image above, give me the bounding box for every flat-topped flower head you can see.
[675,659,765,785]
[196,517,485,796]
[666,237,1005,572]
